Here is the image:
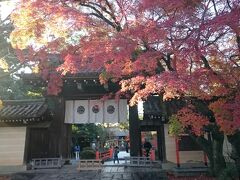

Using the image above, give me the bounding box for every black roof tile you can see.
[0,99,47,121]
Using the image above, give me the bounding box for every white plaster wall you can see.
[0,127,26,166]
[164,124,204,163]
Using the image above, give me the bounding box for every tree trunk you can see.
[211,130,226,175]
[227,131,240,178]
[190,130,226,176]
[192,135,215,174]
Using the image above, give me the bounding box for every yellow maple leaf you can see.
[0,100,3,109]
[0,58,9,72]
[32,65,39,73]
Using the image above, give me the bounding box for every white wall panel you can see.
[0,127,26,166]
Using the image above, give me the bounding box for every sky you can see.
[0,0,18,21]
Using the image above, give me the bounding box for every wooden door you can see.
[29,128,49,159]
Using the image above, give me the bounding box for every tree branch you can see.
[200,55,211,69]
[88,2,116,21]
[226,0,232,9]
[211,0,218,16]
[0,62,26,80]
[237,35,240,53]
[88,12,116,29]
[80,2,120,30]
[163,53,174,71]
[104,0,116,21]
[204,31,227,47]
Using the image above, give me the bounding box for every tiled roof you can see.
[0,99,48,123]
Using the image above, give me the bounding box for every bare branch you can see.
[237,35,240,53]
[226,0,232,9]
[162,53,174,71]
[200,55,211,69]
[204,31,227,47]
[80,3,119,30]
[104,0,116,21]
[88,13,116,29]
[211,0,218,16]
[88,2,115,21]
[189,57,193,75]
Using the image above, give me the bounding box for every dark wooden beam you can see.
[52,96,71,159]
[47,97,64,158]
[23,127,31,164]
[157,125,166,162]
[129,105,141,156]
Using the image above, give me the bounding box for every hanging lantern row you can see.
[63,79,109,91]
[28,78,109,90]
[145,115,163,120]
[64,79,99,84]
[28,79,100,87]
[29,80,46,86]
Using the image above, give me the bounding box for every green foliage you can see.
[80,150,96,159]
[27,91,43,98]
[218,163,238,180]
[72,124,109,149]
[99,147,111,152]
[168,115,184,136]
[0,16,43,100]
[83,147,95,151]
[119,121,129,130]
[0,74,43,100]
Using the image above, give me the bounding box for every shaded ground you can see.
[0,165,216,180]
[167,175,215,180]
[0,151,214,180]
[1,164,167,180]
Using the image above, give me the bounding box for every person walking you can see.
[113,146,119,164]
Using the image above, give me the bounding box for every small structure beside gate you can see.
[0,99,53,169]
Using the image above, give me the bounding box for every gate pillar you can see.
[129,105,141,156]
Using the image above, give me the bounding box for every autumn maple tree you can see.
[0,11,42,100]
[10,0,240,177]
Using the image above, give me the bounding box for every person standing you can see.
[74,145,80,160]
[143,140,152,157]
[125,141,129,153]
[113,146,119,164]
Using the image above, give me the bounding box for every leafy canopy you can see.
[0,11,43,100]
[10,0,240,135]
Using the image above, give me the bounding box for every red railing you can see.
[96,148,113,160]
[175,138,180,167]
